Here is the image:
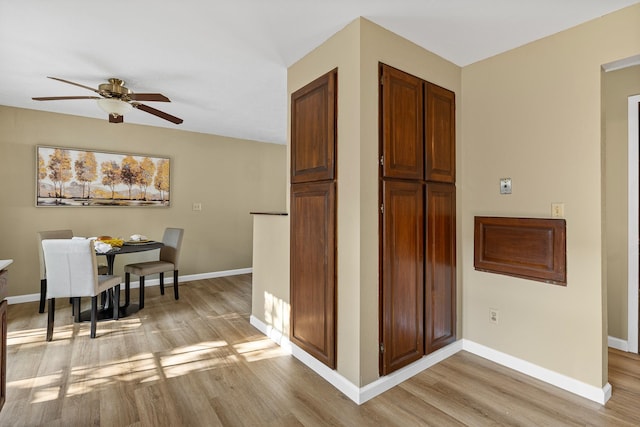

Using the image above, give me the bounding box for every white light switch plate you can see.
[500,178,512,194]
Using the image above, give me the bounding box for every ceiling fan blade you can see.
[47,77,100,94]
[109,114,124,124]
[128,93,170,102]
[133,103,183,124]
[32,96,101,101]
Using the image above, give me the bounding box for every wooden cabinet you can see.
[291,69,337,184]
[425,83,455,183]
[380,64,424,180]
[290,181,336,368]
[379,64,456,374]
[290,69,337,369]
[380,181,424,374]
[425,183,456,353]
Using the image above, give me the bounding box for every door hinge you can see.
[379,343,384,353]
[380,76,384,85]
[380,204,384,214]
[380,155,384,166]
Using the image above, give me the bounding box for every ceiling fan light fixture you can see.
[97,98,132,117]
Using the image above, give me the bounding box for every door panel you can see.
[381,180,424,374]
[290,181,336,368]
[380,64,424,180]
[425,183,456,353]
[291,69,337,183]
[425,82,455,183]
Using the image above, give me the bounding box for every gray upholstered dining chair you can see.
[41,239,122,341]
[124,227,184,309]
[37,229,73,313]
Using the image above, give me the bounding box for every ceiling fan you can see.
[32,76,183,124]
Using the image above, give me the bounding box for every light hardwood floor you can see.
[0,274,638,426]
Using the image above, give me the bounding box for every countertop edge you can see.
[250,212,288,216]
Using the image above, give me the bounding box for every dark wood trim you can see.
[474,216,567,285]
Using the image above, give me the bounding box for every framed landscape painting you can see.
[36,146,171,207]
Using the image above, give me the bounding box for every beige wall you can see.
[461,5,640,387]
[0,106,286,298]
[604,65,640,340]
[288,18,461,386]
[251,214,290,337]
[288,19,363,384]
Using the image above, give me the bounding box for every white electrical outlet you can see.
[192,202,202,211]
[489,308,499,324]
[551,203,564,218]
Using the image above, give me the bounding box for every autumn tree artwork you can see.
[37,146,170,207]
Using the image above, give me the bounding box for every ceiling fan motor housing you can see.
[99,78,131,99]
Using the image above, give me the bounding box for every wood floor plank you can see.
[0,274,639,426]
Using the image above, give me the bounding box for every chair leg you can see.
[139,276,145,309]
[39,279,47,313]
[90,296,98,338]
[73,298,81,323]
[46,298,55,341]
[124,272,131,307]
[159,272,165,295]
[173,270,179,300]
[113,285,120,320]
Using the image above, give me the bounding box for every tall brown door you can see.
[290,69,337,369]
[425,183,456,353]
[380,180,424,374]
[290,182,336,367]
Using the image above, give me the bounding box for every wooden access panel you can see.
[291,69,337,184]
[290,181,336,368]
[380,180,424,374]
[474,216,567,285]
[425,82,455,183]
[380,64,424,180]
[425,184,456,353]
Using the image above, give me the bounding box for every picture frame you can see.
[36,145,171,207]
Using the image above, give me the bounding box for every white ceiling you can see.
[1,0,638,144]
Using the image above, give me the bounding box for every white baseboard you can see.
[356,341,462,404]
[249,315,461,404]
[249,315,292,353]
[6,267,252,305]
[250,317,613,407]
[462,339,611,405]
[607,335,629,352]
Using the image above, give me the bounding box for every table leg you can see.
[105,254,116,275]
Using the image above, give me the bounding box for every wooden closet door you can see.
[425,82,455,183]
[425,183,456,353]
[380,180,424,374]
[291,69,337,184]
[380,64,424,180]
[290,181,336,368]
